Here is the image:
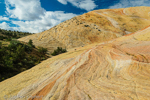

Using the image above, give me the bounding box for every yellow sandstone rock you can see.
[0,6,150,100]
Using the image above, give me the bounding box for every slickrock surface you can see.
[18,6,150,53]
[1,23,150,99]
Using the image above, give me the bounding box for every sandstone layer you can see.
[18,6,150,53]
[0,23,150,99]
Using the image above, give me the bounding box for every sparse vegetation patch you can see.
[51,47,67,56]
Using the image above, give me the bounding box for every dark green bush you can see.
[6,38,12,41]
[0,36,6,40]
[51,47,67,56]
[28,39,35,48]
[38,47,48,55]
[84,25,90,27]
[0,42,2,48]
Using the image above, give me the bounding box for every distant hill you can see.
[18,6,150,53]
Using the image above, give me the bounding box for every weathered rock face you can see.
[18,6,150,53]
[0,20,150,100]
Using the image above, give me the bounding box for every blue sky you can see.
[0,0,150,33]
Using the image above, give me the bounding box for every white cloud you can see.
[0,22,20,31]
[0,16,9,21]
[0,22,10,29]
[11,11,77,33]
[1,0,77,33]
[57,0,97,11]
[109,0,150,9]
[57,0,67,4]
[5,0,45,20]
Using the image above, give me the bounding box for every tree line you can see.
[0,28,33,41]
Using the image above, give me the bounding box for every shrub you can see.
[0,42,2,48]
[7,38,12,41]
[84,25,89,27]
[51,47,67,56]
[28,39,35,48]
[8,40,21,50]
[22,44,32,52]
[38,47,48,55]
[0,36,6,40]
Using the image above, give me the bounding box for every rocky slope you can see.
[0,21,150,99]
[18,6,150,53]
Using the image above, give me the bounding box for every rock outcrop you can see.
[0,20,150,100]
[18,6,150,53]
